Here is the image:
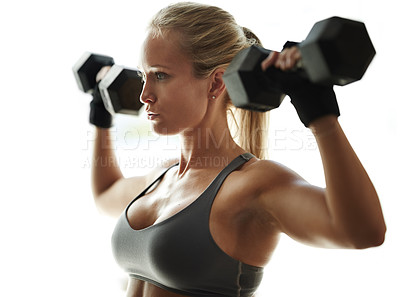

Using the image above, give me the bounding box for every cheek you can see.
[150,75,209,134]
[169,81,208,116]
[169,98,207,130]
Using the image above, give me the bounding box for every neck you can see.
[177,120,244,176]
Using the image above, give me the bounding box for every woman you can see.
[89,2,386,297]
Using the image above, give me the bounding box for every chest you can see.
[119,161,278,269]
[126,169,220,231]
[112,172,265,296]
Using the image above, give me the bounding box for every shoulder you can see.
[222,158,313,215]
[238,158,305,191]
[217,158,298,203]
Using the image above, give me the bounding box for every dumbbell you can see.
[223,16,376,112]
[73,52,143,115]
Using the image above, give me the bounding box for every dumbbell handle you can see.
[250,46,308,94]
[255,44,346,88]
[230,45,327,105]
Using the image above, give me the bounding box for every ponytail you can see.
[227,27,269,159]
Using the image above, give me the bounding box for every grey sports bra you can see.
[111,153,264,297]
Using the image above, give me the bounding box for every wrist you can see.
[89,100,113,128]
[89,83,113,128]
[309,115,339,137]
[288,83,340,127]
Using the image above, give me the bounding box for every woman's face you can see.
[140,31,210,135]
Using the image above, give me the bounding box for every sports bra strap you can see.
[133,163,179,201]
[131,153,254,206]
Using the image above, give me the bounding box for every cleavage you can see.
[126,168,214,230]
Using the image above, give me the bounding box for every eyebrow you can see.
[138,64,172,71]
[150,64,171,69]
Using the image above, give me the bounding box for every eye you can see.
[155,72,168,80]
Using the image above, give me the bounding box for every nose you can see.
[139,81,156,105]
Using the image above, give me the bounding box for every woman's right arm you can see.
[89,67,177,217]
[91,127,178,217]
[88,67,150,217]
[91,127,148,217]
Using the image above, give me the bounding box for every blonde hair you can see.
[149,2,269,159]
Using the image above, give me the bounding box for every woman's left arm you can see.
[258,48,386,249]
[257,116,386,250]
[308,115,386,248]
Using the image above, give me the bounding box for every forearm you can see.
[310,116,386,248]
[91,127,123,198]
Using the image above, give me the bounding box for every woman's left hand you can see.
[260,46,339,127]
[261,46,301,71]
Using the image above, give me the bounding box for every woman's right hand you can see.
[89,66,114,128]
[96,65,112,82]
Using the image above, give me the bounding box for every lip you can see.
[147,112,160,120]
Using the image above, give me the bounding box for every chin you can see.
[151,123,180,136]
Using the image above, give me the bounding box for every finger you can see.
[292,48,302,63]
[286,47,302,69]
[275,50,290,70]
[276,47,302,70]
[96,65,112,82]
[261,51,279,71]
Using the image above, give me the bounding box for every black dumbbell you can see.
[73,52,143,115]
[223,16,376,112]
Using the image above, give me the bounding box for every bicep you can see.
[94,158,179,218]
[264,180,349,248]
[95,175,148,218]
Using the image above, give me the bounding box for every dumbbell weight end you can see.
[300,16,376,86]
[99,65,144,115]
[73,52,114,93]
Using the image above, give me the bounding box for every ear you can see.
[208,68,226,100]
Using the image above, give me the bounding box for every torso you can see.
[126,278,187,297]
[124,157,281,297]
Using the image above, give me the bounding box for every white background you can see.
[0,0,399,296]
